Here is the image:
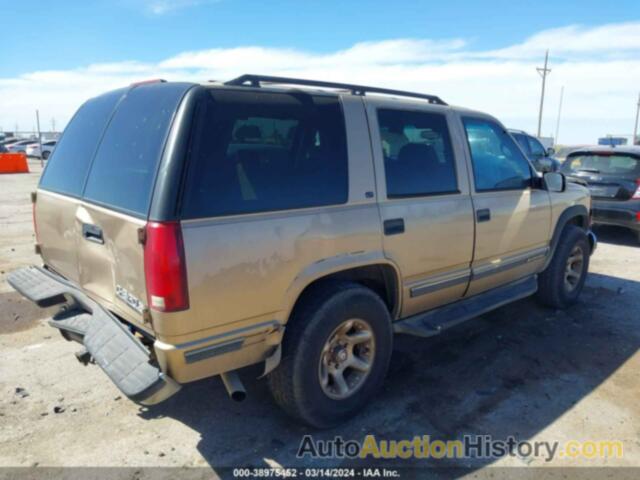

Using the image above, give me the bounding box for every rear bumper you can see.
[592,199,640,232]
[7,266,180,405]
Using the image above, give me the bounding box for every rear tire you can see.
[537,225,590,309]
[267,281,393,428]
[42,151,50,160]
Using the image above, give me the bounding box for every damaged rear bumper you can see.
[7,266,180,405]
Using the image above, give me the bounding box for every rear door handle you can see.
[82,223,104,244]
[384,218,405,236]
[476,209,491,223]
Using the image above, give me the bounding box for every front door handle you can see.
[384,218,405,236]
[82,223,104,244]
[476,209,491,223]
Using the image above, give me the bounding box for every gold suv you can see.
[9,75,596,427]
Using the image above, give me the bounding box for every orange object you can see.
[0,153,30,173]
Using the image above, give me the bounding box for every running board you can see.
[394,276,538,337]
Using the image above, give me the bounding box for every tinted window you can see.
[39,90,123,196]
[181,90,348,218]
[527,136,546,159]
[512,133,530,156]
[463,118,532,191]
[83,83,190,216]
[378,109,457,197]
[562,154,640,176]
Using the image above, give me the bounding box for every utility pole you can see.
[633,92,640,146]
[35,110,43,168]
[555,86,564,145]
[536,50,551,138]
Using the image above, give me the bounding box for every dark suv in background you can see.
[510,129,560,173]
[561,146,640,243]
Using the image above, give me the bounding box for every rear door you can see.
[37,83,192,328]
[76,83,191,327]
[37,89,125,283]
[366,101,475,317]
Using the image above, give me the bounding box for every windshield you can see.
[562,153,640,176]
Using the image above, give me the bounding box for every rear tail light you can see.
[143,221,189,312]
[633,179,640,199]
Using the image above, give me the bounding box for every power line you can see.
[536,50,551,138]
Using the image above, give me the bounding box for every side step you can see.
[394,276,538,337]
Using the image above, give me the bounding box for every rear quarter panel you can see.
[153,95,388,344]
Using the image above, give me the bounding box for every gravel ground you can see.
[0,160,639,477]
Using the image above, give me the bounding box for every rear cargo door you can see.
[563,153,640,200]
[75,83,191,326]
[37,89,125,283]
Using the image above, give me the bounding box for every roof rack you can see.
[225,74,447,106]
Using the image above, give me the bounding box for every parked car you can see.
[6,139,38,153]
[26,140,57,159]
[561,146,640,243]
[0,137,18,146]
[9,75,596,427]
[509,129,560,173]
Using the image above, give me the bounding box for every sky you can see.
[1,0,639,144]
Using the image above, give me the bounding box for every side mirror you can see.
[546,147,555,156]
[543,171,566,192]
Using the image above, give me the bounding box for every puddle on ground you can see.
[0,291,56,334]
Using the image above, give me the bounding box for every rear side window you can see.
[562,154,640,176]
[378,109,457,197]
[39,90,123,196]
[181,90,349,218]
[83,83,190,217]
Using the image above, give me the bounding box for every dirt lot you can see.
[1,160,639,476]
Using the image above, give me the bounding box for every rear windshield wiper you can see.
[576,168,600,174]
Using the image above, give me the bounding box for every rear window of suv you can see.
[83,83,191,216]
[40,83,191,217]
[181,89,349,219]
[562,153,640,176]
[39,89,124,197]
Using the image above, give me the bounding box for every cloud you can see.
[130,0,219,15]
[1,21,639,143]
[483,21,640,59]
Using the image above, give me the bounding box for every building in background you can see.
[598,136,628,146]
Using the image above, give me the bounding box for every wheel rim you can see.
[564,245,584,292]
[318,318,375,400]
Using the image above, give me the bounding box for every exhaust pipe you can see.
[220,371,246,402]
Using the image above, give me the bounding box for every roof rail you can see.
[225,74,447,106]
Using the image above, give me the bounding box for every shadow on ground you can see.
[593,225,638,247]
[138,271,640,475]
